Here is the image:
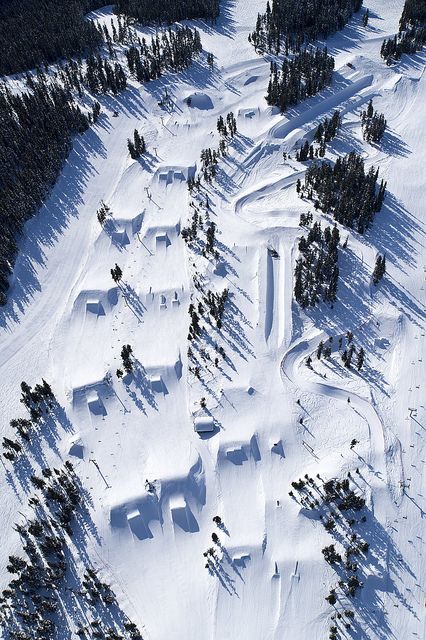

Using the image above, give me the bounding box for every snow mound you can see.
[170,495,199,533]
[185,92,214,110]
[243,76,258,86]
[73,288,119,316]
[110,457,205,540]
[219,434,261,464]
[68,435,84,459]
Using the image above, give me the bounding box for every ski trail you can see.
[280,328,402,501]
[243,74,374,171]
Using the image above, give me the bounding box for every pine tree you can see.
[133,129,146,156]
[363,9,369,26]
[356,347,365,370]
[92,101,101,123]
[372,254,386,284]
[127,139,137,159]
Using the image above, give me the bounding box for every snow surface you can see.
[1,0,426,638]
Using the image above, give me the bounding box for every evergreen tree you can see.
[111,263,123,284]
[372,254,386,284]
[133,129,146,156]
[363,8,369,26]
[128,139,137,159]
[356,347,365,370]
[92,101,101,123]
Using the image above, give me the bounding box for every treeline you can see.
[0,0,104,76]
[116,0,220,23]
[294,222,340,308]
[0,80,89,304]
[126,27,202,82]
[301,152,387,233]
[58,25,203,95]
[266,48,334,112]
[381,0,426,63]
[0,0,218,77]
[249,0,363,54]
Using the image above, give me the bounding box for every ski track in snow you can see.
[0,0,426,638]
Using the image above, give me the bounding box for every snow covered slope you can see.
[1,0,425,638]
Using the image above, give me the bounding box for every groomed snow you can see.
[0,0,425,638]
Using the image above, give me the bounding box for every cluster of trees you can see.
[188,288,228,339]
[249,0,362,54]
[125,27,202,82]
[188,303,202,341]
[289,470,368,625]
[294,222,340,308]
[111,263,123,285]
[205,289,229,329]
[97,200,112,226]
[116,0,220,24]
[296,112,341,161]
[301,151,387,233]
[361,99,387,143]
[200,148,220,182]
[315,110,341,144]
[266,48,335,112]
[92,99,102,122]
[182,193,231,392]
[206,221,216,254]
[315,332,366,371]
[216,112,237,138]
[0,0,103,76]
[3,380,55,460]
[0,79,89,304]
[296,140,322,161]
[0,460,143,640]
[0,0,219,76]
[181,197,221,258]
[120,344,133,375]
[181,204,206,244]
[128,129,146,159]
[85,54,127,94]
[0,463,79,638]
[299,212,313,227]
[380,0,426,64]
[53,55,125,96]
[102,13,136,48]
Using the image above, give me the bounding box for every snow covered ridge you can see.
[0,0,426,639]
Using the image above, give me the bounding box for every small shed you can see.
[194,416,214,433]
